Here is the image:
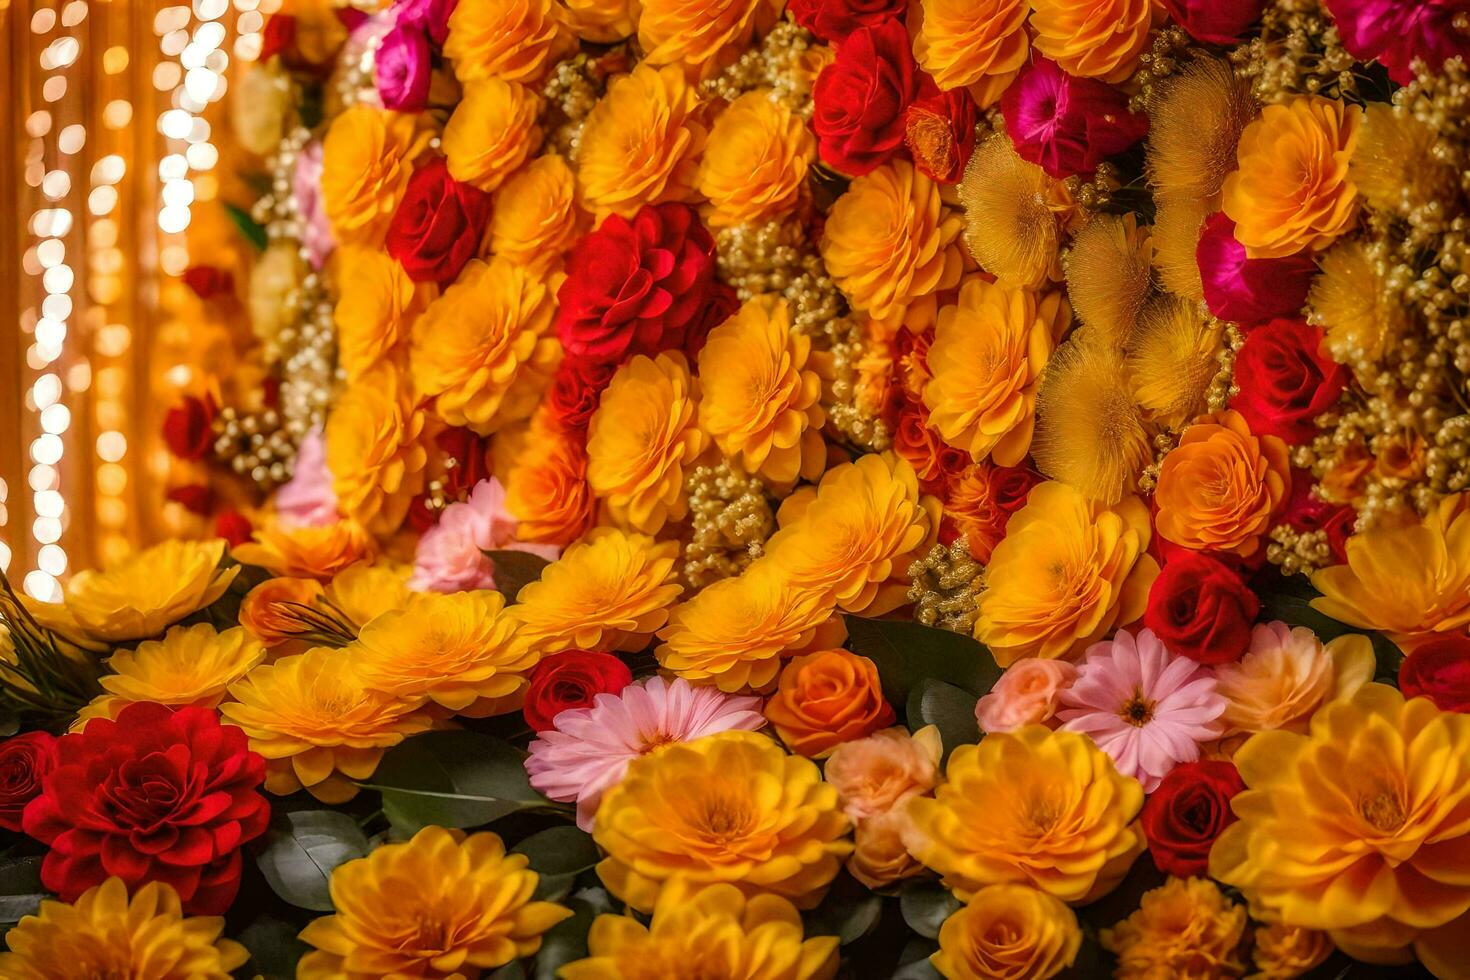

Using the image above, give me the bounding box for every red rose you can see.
[1161,0,1263,45]
[1401,636,1470,713]
[1232,318,1347,444]
[214,510,254,548]
[1197,213,1315,326]
[384,156,493,285]
[893,401,967,492]
[523,651,634,732]
[1144,551,1259,665]
[181,265,234,299]
[165,484,214,515]
[23,702,269,914]
[812,18,920,176]
[0,732,57,833]
[436,426,492,499]
[556,203,726,363]
[1281,471,1354,564]
[1140,760,1246,877]
[1000,57,1149,180]
[162,395,216,461]
[788,0,905,42]
[904,80,979,184]
[547,358,618,433]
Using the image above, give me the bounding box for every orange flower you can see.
[320,105,430,248]
[333,246,429,384]
[913,0,1030,107]
[442,79,544,193]
[1223,96,1362,259]
[443,0,573,85]
[1154,410,1291,559]
[490,155,586,275]
[504,416,597,547]
[563,0,639,42]
[232,519,375,580]
[697,91,815,228]
[764,649,896,758]
[1027,0,1156,83]
[638,0,783,79]
[849,808,927,890]
[824,726,943,821]
[239,577,325,647]
[324,367,429,536]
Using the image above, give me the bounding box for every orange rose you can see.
[1154,410,1291,558]
[849,808,926,889]
[764,649,896,757]
[824,726,942,821]
[232,519,376,580]
[239,578,325,648]
[1027,0,1156,83]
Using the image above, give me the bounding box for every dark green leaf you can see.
[845,616,1002,705]
[1076,854,1166,930]
[892,939,942,980]
[485,550,552,603]
[255,810,369,912]
[532,897,599,980]
[0,854,46,924]
[512,826,601,902]
[488,961,528,980]
[905,679,980,761]
[899,883,960,940]
[224,202,268,253]
[235,912,312,980]
[1055,933,1109,979]
[803,873,883,946]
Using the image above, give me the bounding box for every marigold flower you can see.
[594,730,852,912]
[298,826,572,979]
[1154,409,1291,559]
[1028,0,1156,83]
[220,646,433,802]
[504,415,598,546]
[560,879,840,980]
[239,576,325,647]
[765,649,895,757]
[697,91,815,228]
[63,538,238,643]
[332,245,428,384]
[639,0,783,78]
[320,104,430,248]
[1100,877,1248,979]
[92,623,264,718]
[824,725,942,822]
[442,0,573,85]
[764,454,938,616]
[1214,622,1375,736]
[1223,96,1362,259]
[903,726,1145,902]
[490,154,586,275]
[442,78,544,193]
[975,481,1157,666]
[912,0,1029,106]
[587,352,708,534]
[931,884,1083,980]
[656,561,846,693]
[821,160,964,330]
[577,63,710,220]
[324,368,428,536]
[232,517,375,579]
[409,257,559,436]
[511,528,683,654]
[0,878,248,980]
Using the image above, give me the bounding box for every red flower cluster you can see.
[1161,0,1263,45]
[523,650,634,732]
[1232,319,1348,444]
[546,358,619,434]
[0,732,57,833]
[812,18,920,176]
[385,156,494,285]
[1144,552,1259,665]
[1197,213,1315,326]
[943,463,1043,564]
[788,0,905,43]
[904,81,979,184]
[1140,760,1247,876]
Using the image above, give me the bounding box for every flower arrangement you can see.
[7,0,1470,977]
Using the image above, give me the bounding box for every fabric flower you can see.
[913,0,1028,107]
[1100,877,1248,979]
[1231,318,1347,444]
[274,426,339,527]
[943,462,1042,563]
[525,675,765,830]
[504,415,598,546]
[823,726,942,822]
[1196,212,1315,326]
[1161,0,1263,44]
[375,24,432,111]
[932,884,1083,980]
[1400,635,1470,713]
[1000,56,1149,180]
[787,0,904,43]
[522,650,634,733]
[63,538,238,643]
[320,104,431,247]
[1142,551,1259,665]
[384,156,495,285]
[0,731,56,832]
[697,91,815,227]
[490,153,585,275]
[23,703,268,914]
[1323,0,1470,85]
[442,0,572,85]
[974,659,1076,734]
[811,18,920,176]
[1213,621,1375,736]
[637,0,783,80]
[1028,0,1156,83]
[324,367,428,535]
[1139,760,1246,877]
[1058,628,1227,792]
[764,649,896,757]
[442,78,544,193]
[409,477,559,592]
[88,623,264,718]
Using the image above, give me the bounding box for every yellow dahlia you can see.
[442,78,544,193]
[594,730,852,912]
[490,154,586,275]
[63,538,238,643]
[0,878,247,980]
[931,884,1083,980]
[504,413,598,546]
[913,0,1030,107]
[821,160,964,330]
[577,63,710,220]
[763,454,939,616]
[220,646,432,803]
[974,481,1158,666]
[443,0,573,85]
[587,351,708,534]
[333,245,428,384]
[320,104,430,247]
[510,527,682,654]
[231,517,375,580]
[903,726,1145,903]
[298,826,572,979]
[656,560,847,693]
[1028,0,1156,84]
[697,296,825,485]
[697,91,815,228]
[1100,877,1249,979]
[95,623,264,715]
[324,366,428,536]
[561,879,840,980]
[638,0,782,79]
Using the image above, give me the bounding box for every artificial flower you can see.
[1323,0,1470,85]
[375,23,431,111]
[912,0,1028,107]
[0,731,56,832]
[320,104,430,247]
[63,538,238,643]
[385,156,495,285]
[1142,551,1259,665]
[324,367,428,535]
[409,477,559,592]
[522,650,634,732]
[764,648,896,757]
[788,0,903,43]
[238,576,324,647]
[1399,635,1470,713]
[1100,877,1249,979]
[974,659,1076,734]
[1162,0,1263,45]
[1028,0,1156,83]
[504,414,598,546]
[442,78,544,193]
[637,0,783,80]
[1232,319,1347,444]
[91,623,264,716]
[232,517,375,579]
[942,462,1042,563]
[811,18,920,176]
[931,884,1083,980]
[442,0,572,84]
[697,90,815,228]
[1000,56,1148,179]
[1212,621,1376,735]
[1196,212,1316,326]
[490,153,585,274]
[1139,759,1246,877]
[823,725,942,822]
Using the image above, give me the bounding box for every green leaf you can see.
[235,912,312,980]
[892,939,943,980]
[0,854,47,924]
[532,897,600,980]
[255,810,370,912]
[899,883,960,940]
[845,616,1002,706]
[485,550,552,603]
[512,826,601,902]
[224,202,268,253]
[360,731,560,834]
[803,873,883,946]
[905,679,980,761]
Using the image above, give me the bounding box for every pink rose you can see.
[409,478,560,593]
[822,726,941,821]
[975,658,1077,733]
[274,427,339,528]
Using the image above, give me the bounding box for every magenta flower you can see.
[392,0,457,46]
[1161,0,1263,45]
[274,427,339,528]
[375,24,432,112]
[408,478,560,593]
[1000,57,1148,180]
[1058,628,1226,792]
[524,676,766,831]
[1325,0,1470,85]
[1197,212,1315,326]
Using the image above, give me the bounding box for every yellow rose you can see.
[697,91,815,228]
[332,246,430,384]
[1028,0,1157,83]
[443,0,573,85]
[1100,877,1248,979]
[324,366,429,536]
[913,0,1030,107]
[932,884,1083,980]
[442,78,544,193]
[320,104,430,247]
[638,0,783,79]
[490,155,587,274]
[64,539,238,643]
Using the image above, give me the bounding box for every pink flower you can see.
[1000,57,1148,180]
[1324,0,1470,85]
[975,658,1077,734]
[524,676,766,831]
[293,141,334,270]
[408,478,560,593]
[1058,628,1226,792]
[1196,213,1314,327]
[274,427,339,528]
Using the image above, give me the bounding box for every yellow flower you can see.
[238,576,325,648]
[94,623,264,715]
[587,351,708,534]
[1210,684,1470,957]
[322,560,412,627]
[64,538,238,643]
[333,245,429,384]
[697,296,825,485]
[561,879,840,980]
[923,278,1060,467]
[764,454,939,616]
[1250,923,1334,979]
[1214,623,1375,736]
[490,154,586,275]
[959,134,1074,290]
[657,560,847,693]
[232,517,375,579]
[0,878,247,980]
[510,528,682,654]
[564,0,640,42]
[931,884,1083,980]
[220,646,432,802]
[821,160,964,330]
[1222,96,1362,259]
[697,91,815,228]
[353,590,534,716]
[1310,239,1404,366]
[638,0,783,79]
[974,481,1158,666]
[903,726,1145,903]
[1100,877,1248,979]
[577,63,710,220]
[324,366,429,535]
[321,104,430,247]
[594,730,852,913]
[1310,493,1470,647]
[1028,0,1156,84]
[443,0,573,85]
[298,826,572,979]
[231,61,291,156]
[913,0,1030,107]
[442,78,544,193]
[409,257,559,435]
[504,413,598,546]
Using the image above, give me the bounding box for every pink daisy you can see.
[1057,628,1226,792]
[408,477,560,593]
[524,676,766,831]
